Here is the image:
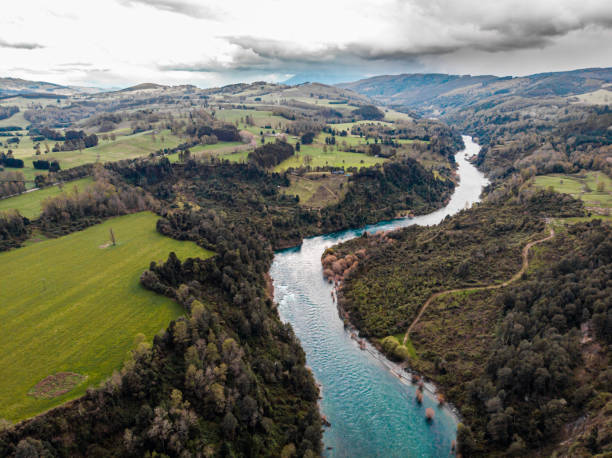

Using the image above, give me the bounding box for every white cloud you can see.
[0,0,611,87]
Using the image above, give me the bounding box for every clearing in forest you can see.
[533,172,612,220]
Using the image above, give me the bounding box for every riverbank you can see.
[332,284,464,426]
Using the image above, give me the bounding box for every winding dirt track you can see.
[403,225,555,344]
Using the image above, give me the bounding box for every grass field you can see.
[572,88,612,105]
[167,141,245,163]
[0,211,213,421]
[533,172,612,219]
[0,96,65,110]
[281,173,348,208]
[330,121,394,132]
[215,108,287,129]
[274,144,386,171]
[0,111,29,129]
[0,177,93,219]
[1,129,185,189]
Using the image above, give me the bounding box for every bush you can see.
[393,345,411,361]
[0,155,24,168]
[33,160,50,170]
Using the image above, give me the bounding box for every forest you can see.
[0,122,460,455]
[328,187,611,455]
[0,210,323,457]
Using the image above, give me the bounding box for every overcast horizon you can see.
[2,0,612,89]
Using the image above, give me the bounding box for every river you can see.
[270,136,488,457]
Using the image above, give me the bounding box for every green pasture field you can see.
[166,141,246,163]
[281,173,348,208]
[214,108,284,126]
[0,111,29,129]
[533,172,612,219]
[274,144,386,171]
[1,129,185,189]
[0,96,65,110]
[0,177,94,219]
[0,211,213,421]
[329,120,394,132]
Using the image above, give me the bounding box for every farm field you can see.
[0,111,29,128]
[1,129,186,189]
[0,96,65,110]
[330,120,394,132]
[571,88,612,105]
[274,144,386,171]
[167,141,248,163]
[0,211,213,421]
[215,108,286,127]
[0,177,93,219]
[281,173,348,208]
[533,171,612,219]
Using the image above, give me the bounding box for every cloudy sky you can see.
[2,0,612,88]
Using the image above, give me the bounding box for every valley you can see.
[0,66,610,457]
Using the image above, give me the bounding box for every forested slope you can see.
[327,191,612,455]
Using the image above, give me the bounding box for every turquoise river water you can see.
[270,136,488,457]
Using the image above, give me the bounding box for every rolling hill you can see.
[339,67,612,115]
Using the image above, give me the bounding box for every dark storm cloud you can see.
[154,0,612,83]
[0,38,44,50]
[472,8,612,52]
[118,0,218,19]
[213,2,612,68]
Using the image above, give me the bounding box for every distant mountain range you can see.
[0,77,101,97]
[282,71,368,86]
[337,67,612,116]
[3,67,611,114]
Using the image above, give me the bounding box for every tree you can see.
[457,423,478,456]
[352,105,384,120]
[301,132,315,145]
[110,228,116,246]
[221,412,238,439]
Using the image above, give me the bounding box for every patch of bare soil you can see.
[28,372,86,399]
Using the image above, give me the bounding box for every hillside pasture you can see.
[167,141,246,163]
[274,144,386,171]
[0,110,29,129]
[281,172,348,208]
[533,172,612,219]
[1,129,185,189]
[571,88,612,105]
[0,177,93,219]
[329,121,394,132]
[0,211,213,421]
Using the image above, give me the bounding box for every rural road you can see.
[403,225,556,343]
